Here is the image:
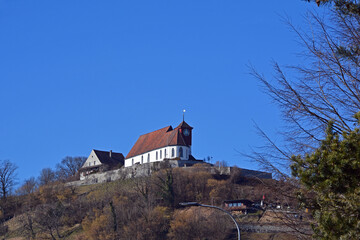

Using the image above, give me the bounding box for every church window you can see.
[172,148,175,157]
[148,154,150,163]
[165,149,167,158]
[94,161,96,165]
[179,147,183,158]
[132,159,134,165]
[156,151,158,160]
[160,150,162,159]
[141,156,143,164]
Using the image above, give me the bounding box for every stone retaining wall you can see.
[66,160,271,187]
[66,160,202,187]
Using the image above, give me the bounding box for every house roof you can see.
[126,122,191,159]
[93,149,124,166]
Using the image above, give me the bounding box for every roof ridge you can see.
[139,125,173,137]
[94,149,120,153]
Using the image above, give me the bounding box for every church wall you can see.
[124,145,191,167]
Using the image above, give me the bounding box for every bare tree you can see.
[154,168,175,209]
[17,177,38,196]
[246,5,360,238]
[250,8,360,177]
[18,212,36,239]
[38,168,56,186]
[34,202,65,240]
[56,156,86,181]
[132,176,156,210]
[0,160,18,200]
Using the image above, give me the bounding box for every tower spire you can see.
[183,109,186,122]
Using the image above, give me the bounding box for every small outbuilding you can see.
[224,199,254,215]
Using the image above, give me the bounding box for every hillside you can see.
[0,165,311,240]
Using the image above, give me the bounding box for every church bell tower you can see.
[178,121,193,146]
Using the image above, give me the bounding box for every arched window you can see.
[164,149,167,158]
[156,151,158,160]
[160,150,162,159]
[171,148,175,157]
[132,159,134,165]
[147,154,150,163]
[179,147,183,158]
[141,156,143,164]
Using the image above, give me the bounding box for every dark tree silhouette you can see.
[56,156,86,181]
[0,160,17,200]
[38,168,56,186]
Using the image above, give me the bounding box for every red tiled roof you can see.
[126,123,190,159]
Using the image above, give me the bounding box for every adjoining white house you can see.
[124,121,195,167]
[79,149,124,180]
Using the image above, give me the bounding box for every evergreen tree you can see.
[291,117,360,239]
[309,0,360,16]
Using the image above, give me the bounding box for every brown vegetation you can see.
[0,166,307,239]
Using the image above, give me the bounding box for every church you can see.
[79,120,200,180]
[124,121,196,167]
[75,119,272,184]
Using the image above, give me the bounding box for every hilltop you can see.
[0,165,310,240]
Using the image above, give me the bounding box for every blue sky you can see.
[0,1,317,184]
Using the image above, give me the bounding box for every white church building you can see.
[74,120,273,184]
[124,121,195,167]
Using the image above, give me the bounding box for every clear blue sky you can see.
[0,1,316,185]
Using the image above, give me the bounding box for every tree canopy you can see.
[309,0,360,16]
[0,160,17,200]
[251,0,360,238]
[251,0,360,178]
[56,156,86,181]
[291,119,360,239]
